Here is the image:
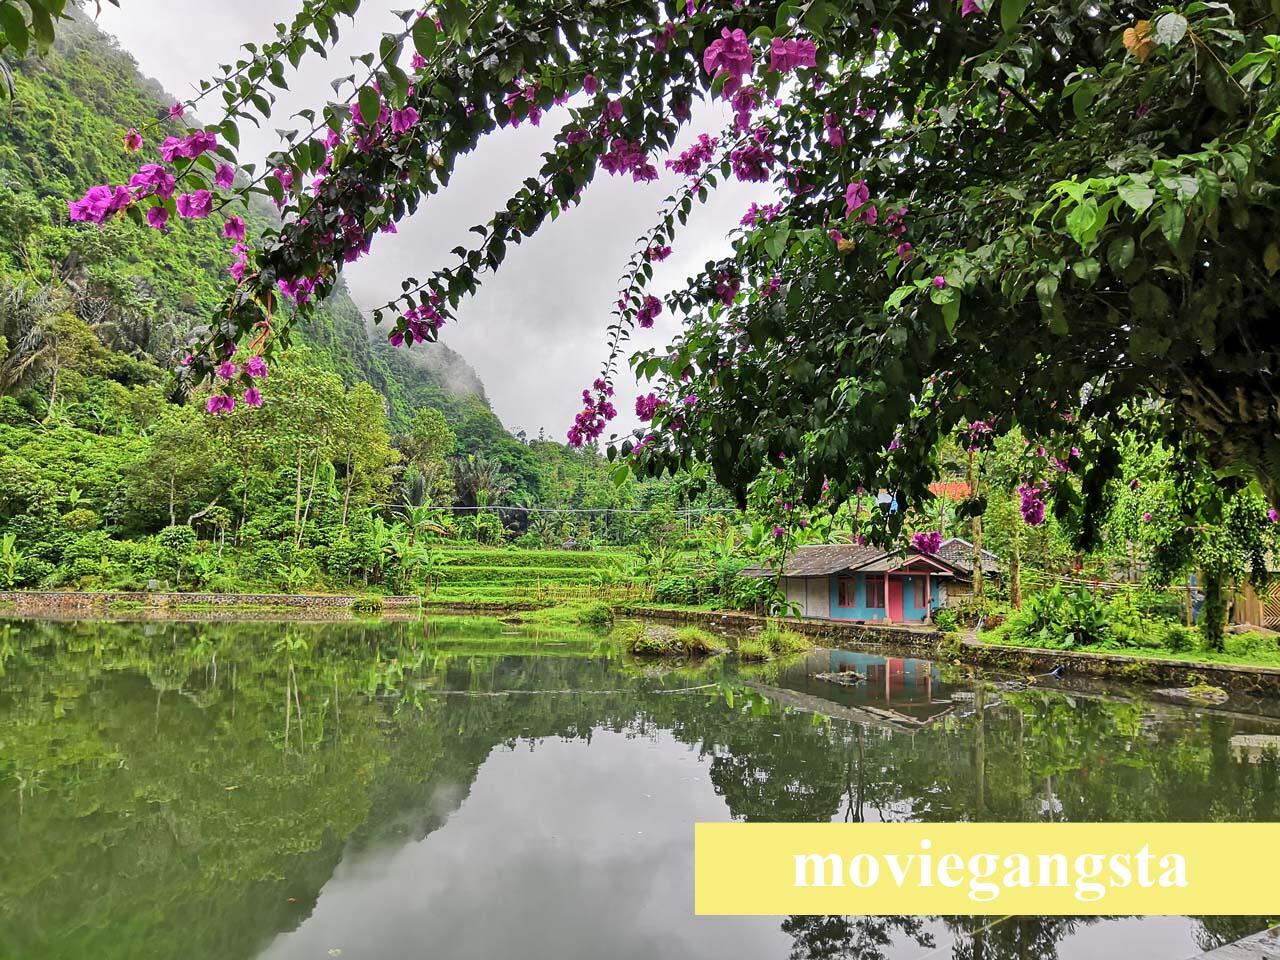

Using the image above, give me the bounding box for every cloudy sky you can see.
[93,1,765,439]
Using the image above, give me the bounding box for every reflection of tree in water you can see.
[1,618,1277,960]
[782,915,934,960]
[943,916,1087,960]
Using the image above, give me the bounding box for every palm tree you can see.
[452,454,515,510]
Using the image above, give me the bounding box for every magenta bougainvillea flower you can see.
[768,37,816,73]
[206,394,236,414]
[932,275,947,289]
[245,355,269,379]
[216,361,237,380]
[129,164,177,200]
[214,164,235,188]
[961,0,982,15]
[160,130,217,163]
[176,190,213,219]
[222,216,246,241]
[123,128,143,152]
[702,27,754,95]
[67,184,131,223]
[897,242,915,261]
[583,73,598,95]
[637,294,663,328]
[635,393,666,421]
[391,106,420,134]
[244,387,263,408]
[644,244,672,261]
[666,133,717,177]
[844,180,870,217]
[911,530,943,555]
[146,206,169,231]
[729,140,775,182]
[1018,480,1048,525]
[823,113,845,147]
[168,102,184,118]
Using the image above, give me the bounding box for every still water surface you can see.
[1,615,1276,960]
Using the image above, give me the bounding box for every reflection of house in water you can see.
[746,649,961,731]
[1230,734,1280,763]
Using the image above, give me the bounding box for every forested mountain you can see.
[0,10,699,592]
[0,9,501,441]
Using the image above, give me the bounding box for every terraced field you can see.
[425,547,651,606]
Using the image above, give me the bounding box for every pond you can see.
[0,614,1277,960]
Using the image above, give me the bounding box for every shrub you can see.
[738,621,812,660]
[351,595,384,614]
[932,608,960,634]
[519,601,614,627]
[654,575,700,605]
[1009,586,1111,649]
[614,622,726,656]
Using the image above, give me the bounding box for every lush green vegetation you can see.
[0,17,731,599]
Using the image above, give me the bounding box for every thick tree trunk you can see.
[967,452,984,598]
[341,454,354,529]
[1009,512,1022,609]
[296,450,321,548]
[293,444,304,538]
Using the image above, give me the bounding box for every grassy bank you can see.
[978,622,1280,669]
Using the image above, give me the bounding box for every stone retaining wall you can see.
[624,606,939,650]
[0,591,421,611]
[626,606,1280,696]
[960,638,1280,696]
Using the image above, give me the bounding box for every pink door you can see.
[887,578,904,623]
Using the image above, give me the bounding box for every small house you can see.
[741,539,996,624]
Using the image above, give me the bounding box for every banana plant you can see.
[0,533,23,589]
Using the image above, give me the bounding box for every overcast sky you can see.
[93,1,765,439]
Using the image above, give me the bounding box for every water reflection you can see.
[0,616,1275,960]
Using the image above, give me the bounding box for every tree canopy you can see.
[21,0,1280,543]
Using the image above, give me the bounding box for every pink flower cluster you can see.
[68,185,132,224]
[637,294,663,328]
[635,392,666,421]
[645,244,672,261]
[568,378,617,447]
[911,530,943,555]
[666,133,717,178]
[503,80,542,128]
[824,112,845,147]
[769,37,816,73]
[739,202,782,226]
[714,271,740,306]
[729,132,775,183]
[389,292,445,346]
[1018,480,1048,526]
[702,27,754,95]
[601,138,658,182]
[160,130,218,163]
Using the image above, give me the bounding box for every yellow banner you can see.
[694,822,1280,915]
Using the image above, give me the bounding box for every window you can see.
[837,578,856,607]
[865,577,885,609]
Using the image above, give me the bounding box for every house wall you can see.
[805,576,830,619]
[827,574,943,623]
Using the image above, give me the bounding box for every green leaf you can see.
[1129,283,1171,319]
[411,15,437,58]
[1202,53,1243,115]
[1118,182,1155,214]
[1153,13,1189,46]
[1106,235,1135,273]
[1000,0,1029,34]
[1071,258,1100,285]
[357,84,381,131]
[930,285,960,333]
[1065,198,1100,249]
[0,5,29,57]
